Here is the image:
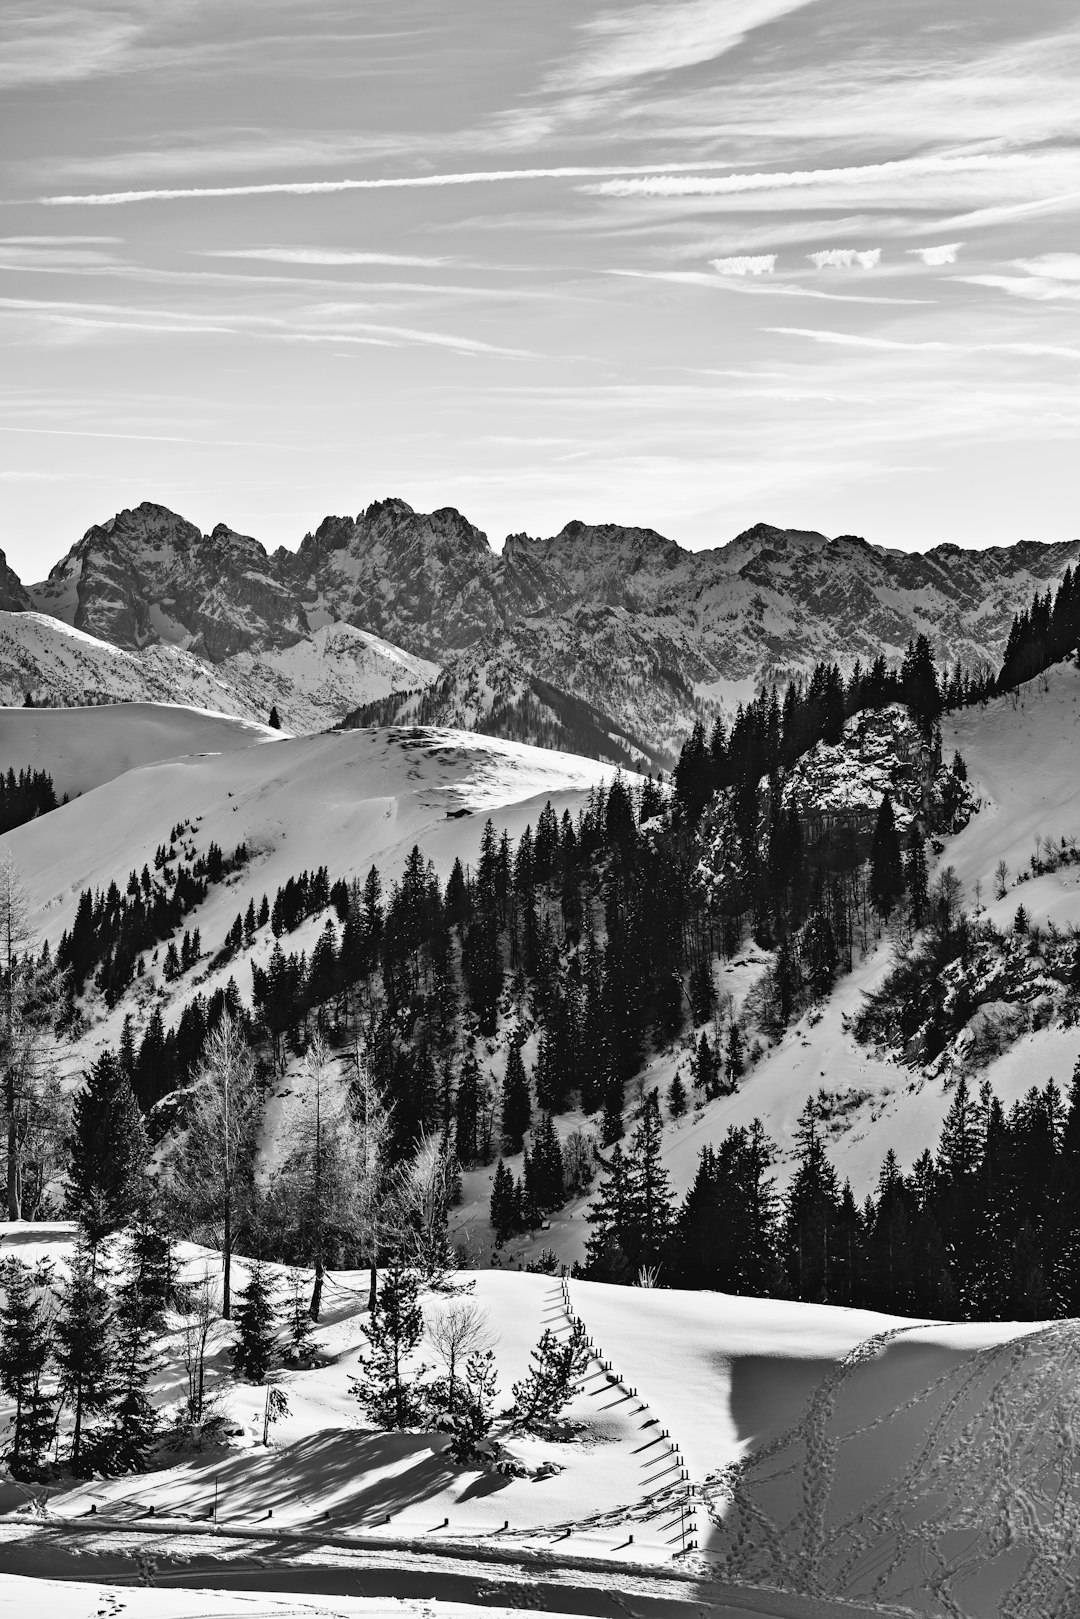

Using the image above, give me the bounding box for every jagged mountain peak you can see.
[0,547,31,612]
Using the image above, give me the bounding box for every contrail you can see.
[41,161,752,207]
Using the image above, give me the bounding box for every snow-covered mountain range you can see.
[4,501,1077,760]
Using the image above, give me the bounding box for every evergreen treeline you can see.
[0,767,59,834]
[672,637,955,828]
[997,566,1080,691]
[586,1070,1080,1323]
[57,834,249,1005]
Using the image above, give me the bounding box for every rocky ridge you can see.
[5,499,1078,760]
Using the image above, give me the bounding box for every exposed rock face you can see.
[280,498,504,657]
[31,503,308,660]
[0,549,31,612]
[27,498,1080,763]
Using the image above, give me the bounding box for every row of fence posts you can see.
[559,1274,698,1553]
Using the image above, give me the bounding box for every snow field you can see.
[0,702,283,800]
[0,1225,1059,1617]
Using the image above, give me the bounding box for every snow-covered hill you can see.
[0,702,282,800]
[0,1224,1070,1619]
[0,611,437,734]
[5,719,633,959]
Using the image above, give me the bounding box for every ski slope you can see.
[0,1224,1062,1619]
[0,702,282,800]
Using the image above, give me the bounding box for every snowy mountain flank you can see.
[5,498,1078,759]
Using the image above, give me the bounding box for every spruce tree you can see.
[352,1263,427,1429]
[67,1052,148,1248]
[455,1051,483,1166]
[0,1257,56,1477]
[490,1159,517,1243]
[623,1090,675,1273]
[511,1319,589,1436]
[668,1069,687,1118]
[231,1261,279,1384]
[784,1101,842,1302]
[905,826,929,929]
[869,793,904,919]
[106,1230,165,1472]
[500,1037,531,1153]
[268,705,281,730]
[54,1243,114,1472]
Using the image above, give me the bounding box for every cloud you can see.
[710,254,776,275]
[554,0,821,89]
[582,153,1023,199]
[0,8,142,88]
[609,269,928,304]
[907,243,962,266]
[768,326,1080,361]
[808,248,881,270]
[0,234,120,245]
[1015,253,1080,282]
[205,248,453,268]
[41,159,794,207]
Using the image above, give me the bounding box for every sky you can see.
[2,0,1080,579]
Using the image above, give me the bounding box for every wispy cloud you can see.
[609,269,928,305]
[908,243,962,266]
[554,0,821,89]
[0,8,143,89]
[808,248,881,269]
[958,255,1080,302]
[768,326,1080,362]
[205,247,453,268]
[582,153,1024,199]
[711,254,776,275]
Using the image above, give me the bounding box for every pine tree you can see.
[231,1261,279,1384]
[688,958,716,1025]
[622,1090,675,1273]
[784,1101,842,1302]
[67,1052,147,1248]
[905,826,929,928]
[500,1037,531,1153]
[668,1069,687,1118]
[105,1230,165,1472]
[54,1242,114,1472]
[0,1256,56,1477]
[511,1319,589,1436]
[490,1159,517,1243]
[869,793,904,919]
[268,705,281,730]
[526,1113,565,1212]
[352,1263,427,1430]
[454,1051,483,1166]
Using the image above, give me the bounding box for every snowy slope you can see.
[0,612,438,734]
[2,724,634,956]
[0,1224,1065,1619]
[0,702,282,799]
[942,658,1080,927]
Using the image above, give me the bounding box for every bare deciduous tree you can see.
[427,1298,496,1410]
[161,1013,260,1319]
[178,1267,218,1428]
[397,1131,456,1284]
[0,855,66,1220]
[269,1033,396,1321]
